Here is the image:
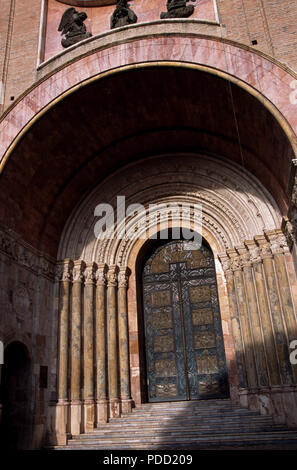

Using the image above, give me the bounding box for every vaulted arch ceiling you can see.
[0,65,293,257]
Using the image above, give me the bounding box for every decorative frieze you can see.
[0,226,56,280]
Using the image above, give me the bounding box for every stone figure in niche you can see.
[110,0,138,29]
[160,0,196,19]
[58,8,92,48]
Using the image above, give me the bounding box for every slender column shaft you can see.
[273,247,297,383]
[239,246,269,388]
[107,265,120,418]
[118,267,132,414]
[252,257,281,386]
[83,262,97,432]
[70,260,85,435]
[57,260,73,401]
[55,259,73,444]
[256,236,293,386]
[220,255,247,391]
[229,251,258,391]
[95,264,108,424]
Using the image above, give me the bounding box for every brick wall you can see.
[0,0,296,114]
[218,0,297,68]
[1,0,42,112]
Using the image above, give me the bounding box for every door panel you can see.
[143,240,229,402]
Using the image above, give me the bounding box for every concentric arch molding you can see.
[58,153,282,264]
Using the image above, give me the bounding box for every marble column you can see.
[228,249,258,410]
[83,262,97,432]
[219,254,248,403]
[118,267,132,414]
[246,241,281,387]
[56,259,73,444]
[95,264,108,424]
[107,265,120,418]
[70,260,85,435]
[255,236,293,386]
[266,230,297,382]
[238,246,269,388]
[264,231,297,426]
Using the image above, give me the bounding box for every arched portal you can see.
[0,341,32,450]
[141,238,229,403]
[49,149,297,446]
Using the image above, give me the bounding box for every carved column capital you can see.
[236,246,251,268]
[254,235,272,259]
[218,253,231,274]
[72,260,86,283]
[265,230,289,255]
[107,265,118,287]
[227,249,242,271]
[84,262,97,285]
[56,259,74,282]
[245,240,261,264]
[281,216,294,250]
[96,263,108,286]
[118,266,130,289]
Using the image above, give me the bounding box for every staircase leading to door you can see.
[56,399,297,450]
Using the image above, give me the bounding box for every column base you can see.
[247,389,259,411]
[83,400,95,433]
[109,398,121,418]
[96,399,108,424]
[69,401,82,436]
[257,387,273,416]
[270,386,286,424]
[121,398,133,414]
[46,400,69,446]
[238,389,249,408]
[281,386,297,427]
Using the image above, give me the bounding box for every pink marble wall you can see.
[45,0,217,61]
[1,36,296,169]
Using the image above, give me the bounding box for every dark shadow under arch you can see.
[0,341,32,450]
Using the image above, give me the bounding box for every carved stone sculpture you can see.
[160,0,195,19]
[58,8,92,48]
[110,0,137,29]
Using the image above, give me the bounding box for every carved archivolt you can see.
[58,153,282,265]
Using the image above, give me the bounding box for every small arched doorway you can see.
[142,239,229,402]
[0,341,32,450]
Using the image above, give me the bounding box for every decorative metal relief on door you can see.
[142,240,229,402]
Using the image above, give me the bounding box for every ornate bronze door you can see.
[142,240,229,402]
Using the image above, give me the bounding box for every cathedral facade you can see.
[0,0,297,449]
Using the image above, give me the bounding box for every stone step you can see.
[107,414,272,424]
[66,431,297,448]
[59,399,297,450]
[95,417,275,430]
[73,426,289,441]
[113,409,268,419]
[96,418,275,429]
